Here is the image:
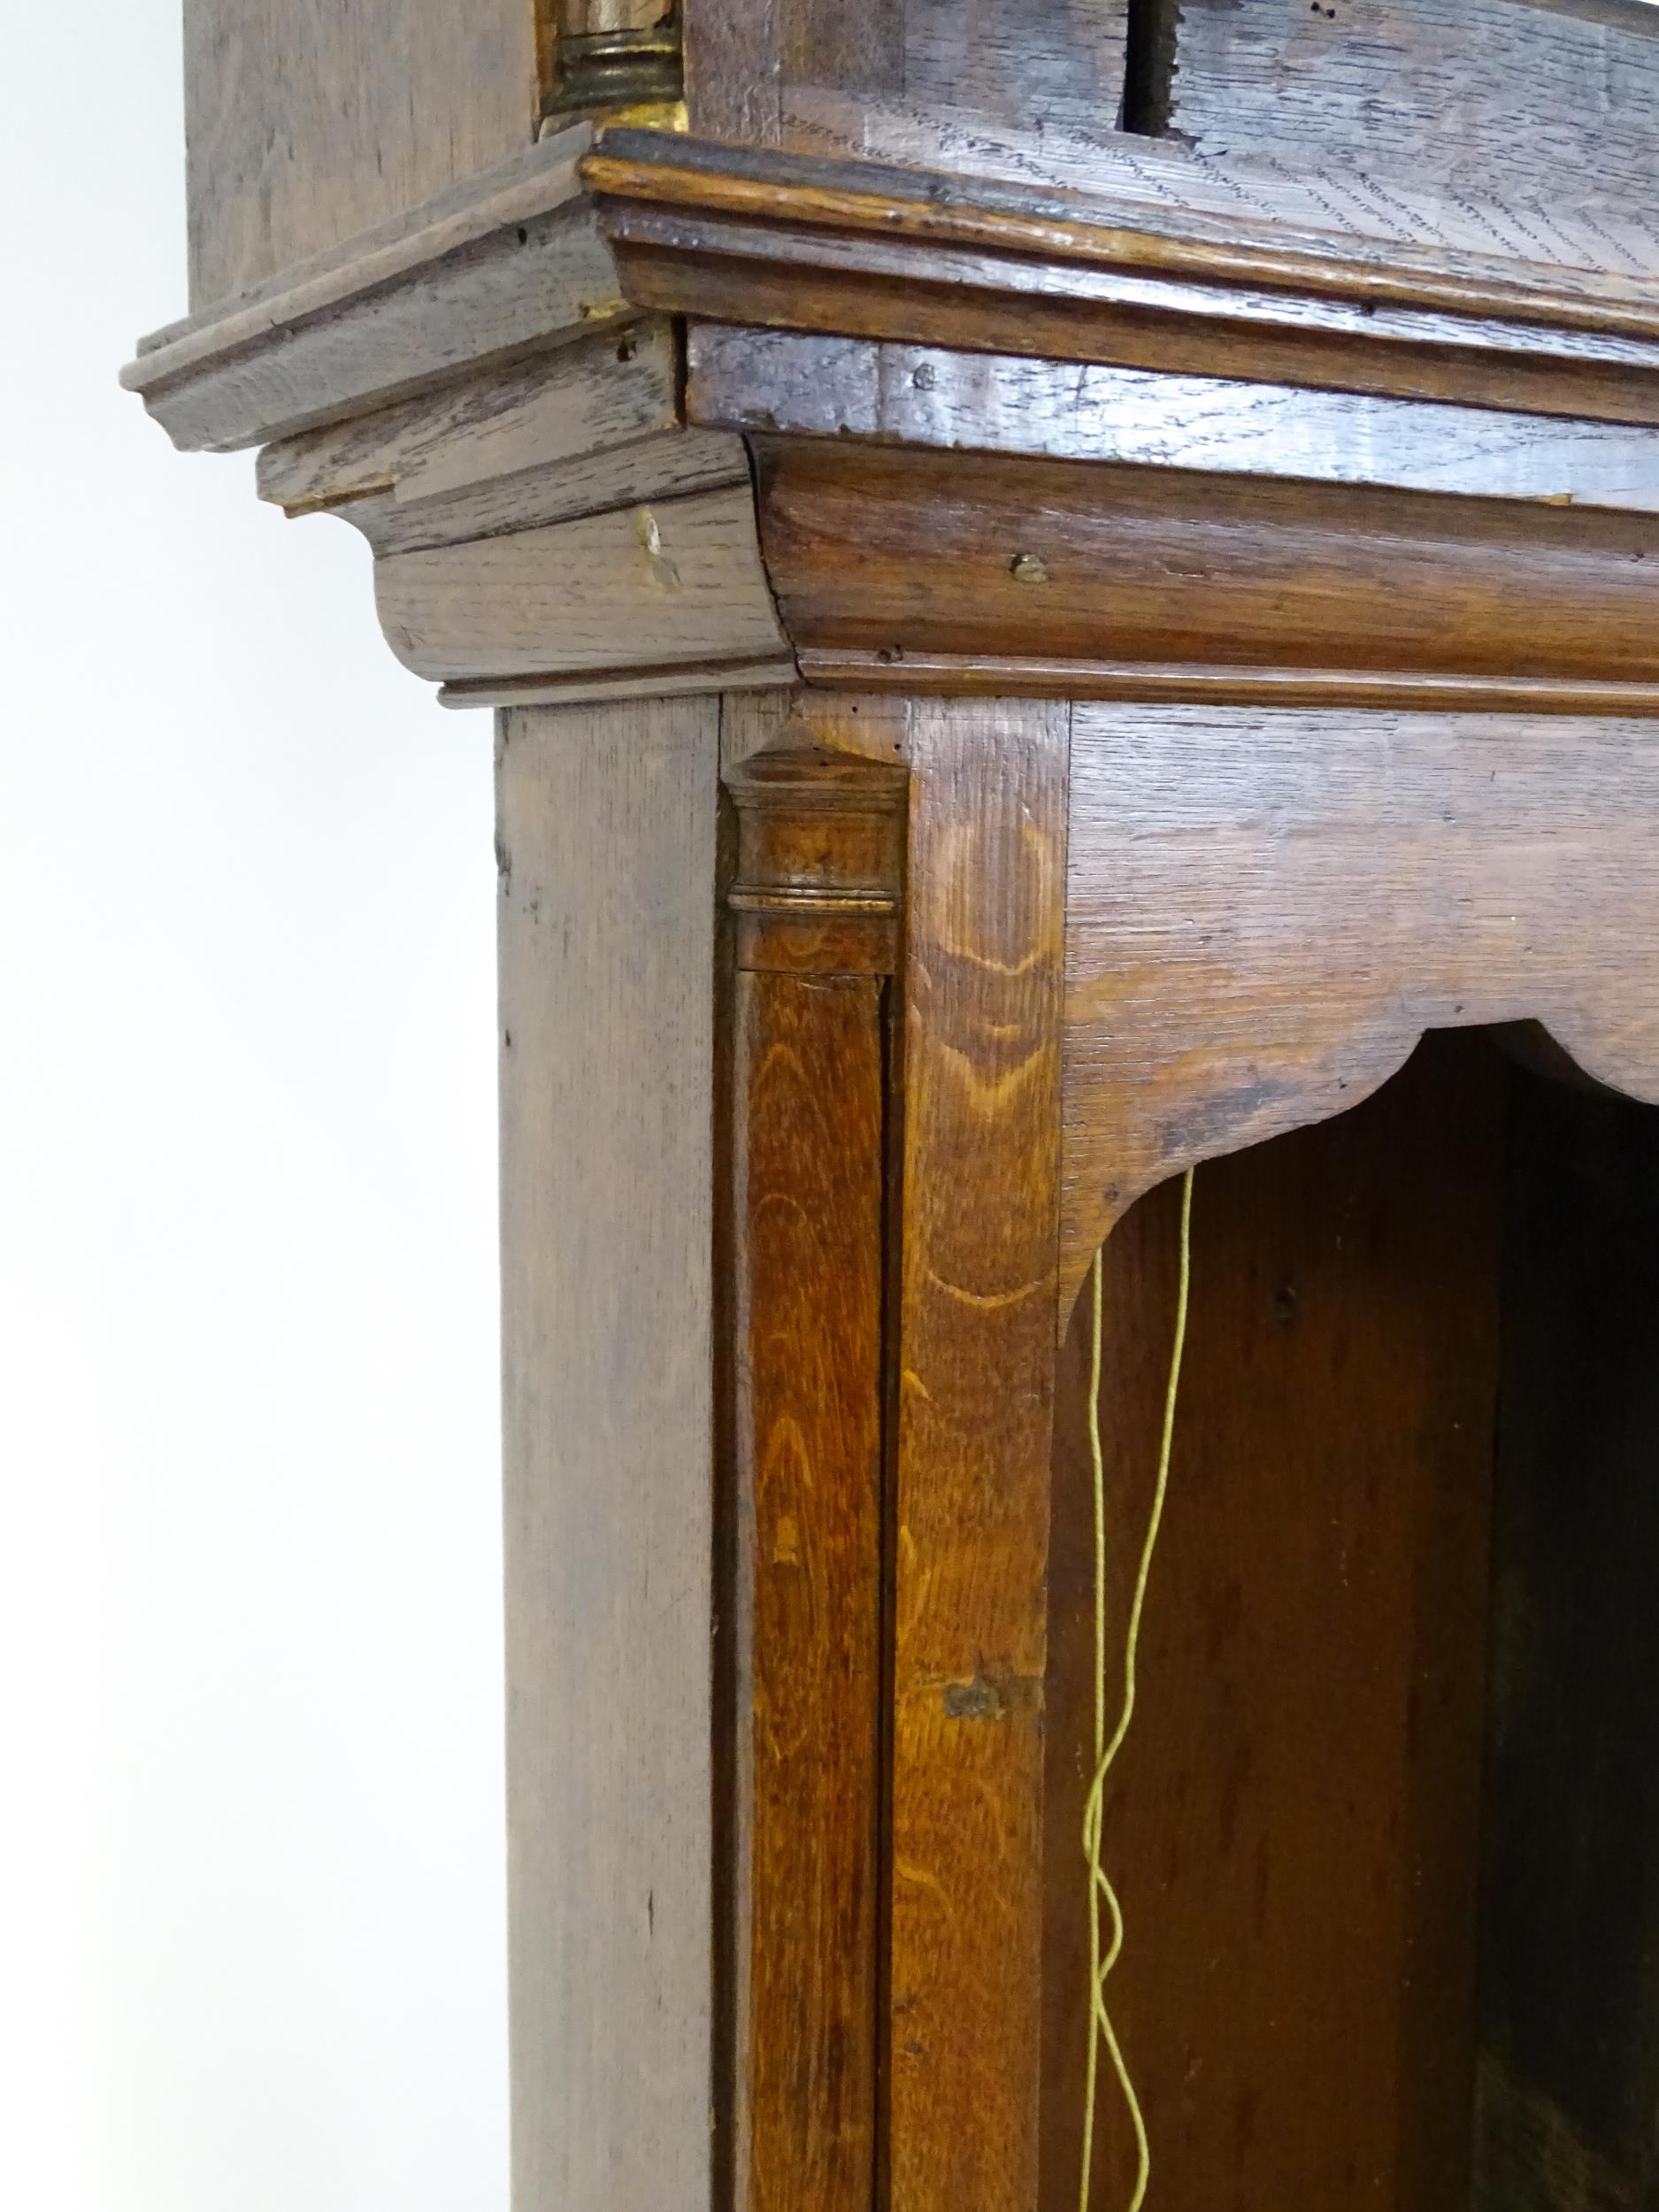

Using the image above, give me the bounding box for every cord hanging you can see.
[1079,1166,1194,2212]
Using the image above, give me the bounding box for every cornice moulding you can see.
[121,126,1659,712]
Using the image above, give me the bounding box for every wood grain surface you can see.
[261,321,748,559]
[750,438,1659,689]
[588,132,1659,347]
[888,699,1069,2212]
[691,324,1659,515]
[1044,1033,1507,2211]
[725,748,908,2212]
[127,131,621,455]
[183,0,538,308]
[685,0,1129,157]
[795,652,1659,718]
[374,483,788,685]
[259,317,680,511]
[1060,703,1659,1310]
[497,696,719,2212]
[784,84,1659,280]
[1164,0,1659,223]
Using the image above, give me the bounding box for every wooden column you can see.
[498,697,720,2212]
[724,746,907,2212]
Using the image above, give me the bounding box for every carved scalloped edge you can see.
[1056,705,1659,1311]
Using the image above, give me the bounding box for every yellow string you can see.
[1079,1166,1194,2212]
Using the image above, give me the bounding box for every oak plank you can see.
[784,86,1659,279]
[260,320,749,558]
[691,326,1659,514]
[691,0,1132,153]
[374,483,788,684]
[888,698,1069,2212]
[751,439,1659,688]
[497,695,720,2212]
[127,133,622,455]
[1060,703,1659,1309]
[1043,1034,1506,2212]
[726,747,907,2212]
[184,0,540,308]
[588,131,1659,343]
[258,319,685,513]
[732,968,885,2212]
[441,657,798,711]
[1167,0,1659,229]
[797,652,1659,718]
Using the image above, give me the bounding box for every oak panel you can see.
[1044,1035,1507,2212]
[375,484,788,684]
[185,0,538,308]
[691,324,1659,514]
[1061,704,1659,1309]
[751,439,1659,684]
[685,0,1129,157]
[497,697,720,2212]
[732,970,887,2212]
[1166,0,1659,228]
[889,698,1069,2212]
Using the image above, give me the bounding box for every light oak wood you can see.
[375,483,788,686]
[126,130,620,454]
[184,0,539,308]
[260,323,748,558]
[259,319,684,514]
[784,83,1659,279]
[685,0,1130,163]
[1164,0,1659,224]
[498,695,720,2212]
[442,657,799,711]
[1060,703,1659,1310]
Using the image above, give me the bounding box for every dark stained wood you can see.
[588,134,1659,433]
[1060,703,1659,1310]
[689,325,1659,515]
[1474,1072,1659,2212]
[797,652,1659,718]
[587,132,1659,342]
[1043,1032,1508,2211]
[626,236,1659,428]
[1164,0,1659,231]
[724,747,907,2212]
[888,699,1069,2212]
[749,438,1659,690]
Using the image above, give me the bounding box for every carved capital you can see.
[726,746,907,975]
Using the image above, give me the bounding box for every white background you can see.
[2,12,510,2209]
